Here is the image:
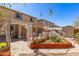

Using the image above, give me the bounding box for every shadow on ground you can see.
[11,38,27,42]
[0,35,6,42]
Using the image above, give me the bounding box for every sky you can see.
[0,3,79,26]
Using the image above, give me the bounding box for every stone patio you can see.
[11,38,79,56]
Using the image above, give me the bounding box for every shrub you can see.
[0,42,6,48]
[75,32,79,44]
[50,38,63,43]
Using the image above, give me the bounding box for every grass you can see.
[0,42,7,48]
[48,38,64,43]
[42,38,64,44]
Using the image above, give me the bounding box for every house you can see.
[37,19,54,28]
[34,19,56,33]
[0,6,63,40]
[33,19,63,38]
[36,19,62,30]
[0,6,38,39]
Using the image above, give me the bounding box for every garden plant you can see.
[75,32,79,44]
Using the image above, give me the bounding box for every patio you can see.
[11,38,79,56]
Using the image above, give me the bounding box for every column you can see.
[5,20,11,48]
[18,25,22,39]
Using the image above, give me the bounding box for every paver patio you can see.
[11,38,79,56]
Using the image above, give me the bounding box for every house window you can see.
[30,18,33,22]
[16,12,22,19]
[30,18,35,22]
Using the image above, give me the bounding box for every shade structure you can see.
[0,20,10,56]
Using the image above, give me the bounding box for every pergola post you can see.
[25,22,33,46]
[5,20,11,48]
[18,25,22,39]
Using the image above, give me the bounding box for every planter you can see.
[0,42,10,56]
[0,47,10,56]
[30,39,72,49]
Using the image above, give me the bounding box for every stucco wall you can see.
[63,26,74,37]
[0,6,31,24]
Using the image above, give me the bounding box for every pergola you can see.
[0,20,11,56]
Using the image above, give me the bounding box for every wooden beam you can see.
[26,23,33,46]
[5,20,11,48]
[18,25,22,39]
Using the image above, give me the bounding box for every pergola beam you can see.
[5,20,11,48]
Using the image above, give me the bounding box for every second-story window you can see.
[46,21,48,25]
[16,12,22,20]
[30,18,33,22]
[30,18,35,22]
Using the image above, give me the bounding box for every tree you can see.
[48,8,53,16]
[0,3,53,18]
[74,17,79,28]
[48,3,53,16]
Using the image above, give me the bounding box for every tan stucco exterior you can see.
[0,6,57,39]
[0,6,34,25]
[0,6,36,38]
[62,26,74,37]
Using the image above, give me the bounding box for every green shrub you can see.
[75,32,79,44]
[49,38,63,43]
[0,42,6,48]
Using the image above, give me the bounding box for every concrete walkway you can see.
[11,40,34,56]
[11,38,79,56]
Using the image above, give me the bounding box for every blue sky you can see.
[1,3,79,26]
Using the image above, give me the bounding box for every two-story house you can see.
[0,6,62,40]
[0,6,38,39]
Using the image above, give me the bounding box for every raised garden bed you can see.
[0,47,10,56]
[0,42,10,56]
[30,39,72,49]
